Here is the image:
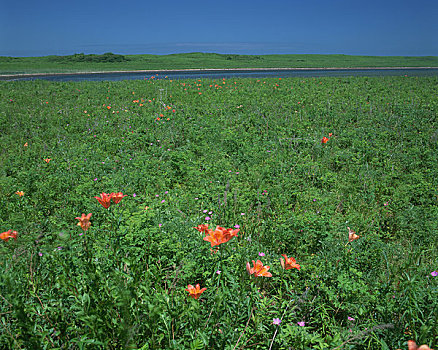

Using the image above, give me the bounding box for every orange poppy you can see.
[348,227,360,242]
[321,137,329,144]
[111,192,127,204]
[328,133,333,137]
[24,142,28,147]
[246,260,272,277]
[95,192,112,209]
[280,254,301,270]
[44,158,51,163]
[408,340,434,350]
[0,230,18,242]
[15,191,24,197]
[75,213,92,231]
[186,284,206,299]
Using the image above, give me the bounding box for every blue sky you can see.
[1,0,437,57]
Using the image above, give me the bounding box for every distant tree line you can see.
[47,53,130,63]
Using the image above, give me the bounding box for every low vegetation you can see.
[1,76,437,349]
[1,52,438,75]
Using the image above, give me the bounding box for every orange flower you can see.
[44,158,51,163]
[75,213,92,231]
[216,226,239,242]
[246,260,272,277]
[15,191,24,197]
[408,340,434,350]
[0,230,18,242]
[111,192,127,204]
[186,284,206,299]
[328,133,333,137]
[24,142,28,147]
[321,137,329,144]
[194,224,209,234]
[203,226,239,247]
[280,254,301,270]
[348,227,360,242]
[95,192,112,209]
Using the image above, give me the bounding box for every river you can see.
[2,67,438,81]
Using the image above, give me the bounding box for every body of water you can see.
[3,68,438,81]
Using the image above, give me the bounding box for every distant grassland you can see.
[1,52,438,74]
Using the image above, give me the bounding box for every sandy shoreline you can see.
[1,66,437,79]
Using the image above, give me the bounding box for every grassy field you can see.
[1,52,438,75]
[1,75,437,349]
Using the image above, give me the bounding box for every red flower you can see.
[321,137,329,144]
[0,230,18,242]
[246,260,272,277]
[193,224,209,234]
[75,213,92,231]
[111,192,127,204]
[280,254,301,270]
[186,284,206,299]
[95,192,112,209]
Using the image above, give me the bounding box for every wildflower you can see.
[95,192,112,208]
[431,271,438,277]
[133,193,137,197]
[259,252,265,257]
[297,321,305,327]
[203,226,239,247]
[193,224,209,234]
[205,216,211,221]
[75,213,92,231]
[234,224,240,229]
[15,191,24,197]
[44,158,51,163]
[186,284,206,299]
[111,192,127,204]
[348,227,360,242]
[246,260,272,277]
[321,137,329,144]
[280,254,301,270]
[24,142,28,147]
[273,318,281,325]
[348,316,355,321]
[216,270,221,274]
[38,252,43,257]
[0,230,18,242]
[408,340,434,350]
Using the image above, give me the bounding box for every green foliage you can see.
[0,76,437,349]
[1,53,437,75]
[47,52,130,63]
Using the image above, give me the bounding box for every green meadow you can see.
[1,75,437,349]
[1,52,438,74]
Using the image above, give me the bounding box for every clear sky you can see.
[1,0,437,57]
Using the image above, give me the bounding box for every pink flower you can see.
[297,321,305,327]
[259,252,265,257]
[431,271,438,277]
[273,318,281,325]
